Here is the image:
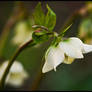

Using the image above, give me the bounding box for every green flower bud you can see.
[32,29,51,43]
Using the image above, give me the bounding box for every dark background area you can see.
[0,1,92,91]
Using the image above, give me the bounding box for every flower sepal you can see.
[32,29,52,44]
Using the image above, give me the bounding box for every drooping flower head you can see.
[42,37,92,73]
[0,60,29,87]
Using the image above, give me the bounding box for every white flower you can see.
[42,46,65,73]
[12,21,33,45]
[0,60,29,87]
[42,37,92,73]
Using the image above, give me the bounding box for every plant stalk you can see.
[0,39,34,88]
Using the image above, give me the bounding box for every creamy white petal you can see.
[6,70,28,87]
[68,37,83,50]
[10,61,23,73]
[0,60,28,86]
[59,38,84,58]
[69,37,92,54]
[82,44,92,53]
[42,60,54,73]
[42,46,65,73]
[6,73,25,87]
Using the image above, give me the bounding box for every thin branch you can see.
[0,25,54,89]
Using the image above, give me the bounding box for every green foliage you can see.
[32,30,51,43]
[32,2,56,44]
[33,2,56,31]
[59,24,72,37]
[45,4,56,31]
[79,18,92,38]
[33,2,45,25]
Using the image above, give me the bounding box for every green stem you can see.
[0,39,34,88]
[0,26,54,89]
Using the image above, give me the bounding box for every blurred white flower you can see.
[12,21,33,45]
[42,37,92,73]
[0,60,29,87]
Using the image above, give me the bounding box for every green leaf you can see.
[59,23,73,37]
[33,2,45,25]
[33,3,56,32]
[45,4,56,31]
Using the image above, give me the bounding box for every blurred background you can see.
[0,1,92,91]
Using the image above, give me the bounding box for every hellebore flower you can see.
[12,21,33,45]
[42,37,92,73]
[0,60,29,87]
